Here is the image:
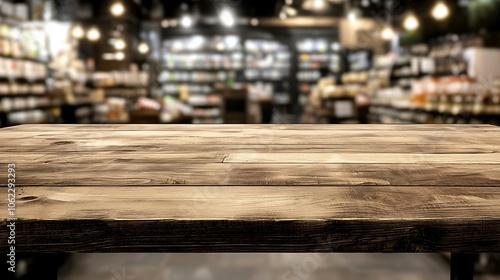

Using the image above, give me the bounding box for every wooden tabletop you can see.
[1,124,500,253]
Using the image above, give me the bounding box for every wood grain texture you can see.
[3,163,500,186]
[2,186,500,253]
[224,153,500,164]
[2,124,497,131]
[1,124,500,253]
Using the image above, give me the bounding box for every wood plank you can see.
[1,151,499,165]
[2,124,496,132]
[5,128,500,137]
[224,153,500,164]
[1,186,500,252]
[0,134,496,147]
[0,152,227,164]
[1,144,496,154]
[0,126,496,151]
[8,186,500,220]
[4,163,500,186]
[3,126,500,138]
[2,124,498,153]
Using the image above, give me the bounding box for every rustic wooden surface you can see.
[1,124,500,253]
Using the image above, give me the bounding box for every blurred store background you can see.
[1,0,500,279]
[1,0,500,127]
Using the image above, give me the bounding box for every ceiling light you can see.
[138,42,149,54]
[381,26,395,40]
[71,25,84,39]
[303,0,327,11]
[86,27,100,41]
[180,15,192,28]
[431,1,450,20]
[250,18,259,26]
[220,9,235,27]
[403,14,419,31]
[114,38,126,50]
[110,2,125,17]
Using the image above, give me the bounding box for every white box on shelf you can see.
[15,3,28,20]
[464,47,500,83]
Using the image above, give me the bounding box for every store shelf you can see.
[161,68,243,71]
[0,77,46,83]
[159,80,220,84]
[0,104,60,113]
[0,92,47,97]
[369,104,500,125]
[0,54,48,63]
[189,102,221,107]
[161,50,243,54]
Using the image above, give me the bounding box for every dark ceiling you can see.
[64,0,500,42]
[77,0,411,19]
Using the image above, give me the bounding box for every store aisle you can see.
[58,253,497,280]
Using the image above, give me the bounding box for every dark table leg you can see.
[450,253,475,280]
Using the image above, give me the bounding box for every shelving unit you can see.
[296,38,341,106]
[369,105,500,125]
[189,92,223,124]
[245,39,291,106]
[369,35,500,126]
[158,35,244,124]
[0,10,55,127]
[159,35,244,97]
[159,35,297,123]
[88,68,149,123]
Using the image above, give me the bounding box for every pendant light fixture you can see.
[431,1,450,20]
[381,26,395,40]
[403,13,419,31]
[110,2,125,17]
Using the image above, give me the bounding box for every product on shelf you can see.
[92,66,148,88]
[342,71,368,84]
[7,109,48,124]
[297,70,321,82]
[188,94,222,106]
[161,96,192,123]
[296,39,329,53]
[106,97,129,123]
[347,50,372,72]
[370,74,500,124]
